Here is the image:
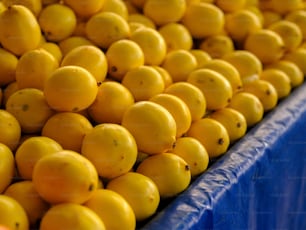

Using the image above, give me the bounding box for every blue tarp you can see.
[141,82,306,230]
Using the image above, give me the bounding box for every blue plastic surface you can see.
[141,82,306,230]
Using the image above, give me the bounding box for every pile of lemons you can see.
[0,0,305,229]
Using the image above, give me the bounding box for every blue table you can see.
[141,82,306,230]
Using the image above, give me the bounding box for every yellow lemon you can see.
[161,49,198,82]
[152,65,173,88]
[259,68,291,99]
[39,203,105,230]
[186,117,230,158]
[143,0,186,26]
[171,136,209,177]
[121,65,165,101]
[100,0,129,20]
[63,0,105,18]
[268,20,303,52]
[0,143,15,193]
[0,47,18,87]
[209,107,247,143]
[5,88,55,134]
[228,92,264,127]
[2,82,18,108]
[128,13,156,29]
[285,10,306,40]
[203,59,243,94]
[187,69,233,111]
[130,27,166,65]
[41,112,93,152]
[261,10,282,28]
[38,3,77,42]
[85,12,130,49]
[0,5,41,56]
[15,136,63,180]
[244,29,285,64]
[136,153,191,198]
[283,47,306,75]
[0,195,29,230]
[164,82,207,121]
[121,101,177,154]
[190,49,212,69]
[269,0,303,15]
[106,39,144,81]
[222,50,262,83]
[2,0,42,16]
[81,123,138,179]
[61,45,108,83]
[224,9,262,44]
[215,0,246,12]
[0,110,21,151]
[0,2,6,14]
[87,81,134,124]
[58,36,94,57]
[266,60,304,88]
[106,172,160,221]
[181,2,225,39]
[158,22,193,51]
[32,150,99,204]
[242,79,278,111]
[84,189,136,230]
[4,180,50,226]
[15,48,59,90]
[39,42,63,63]
[150,93,192,138]
[199,34,235,59]
[44,66,98,112]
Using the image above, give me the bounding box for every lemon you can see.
[162,49,198,82]
[121,101,177,154]
[106,39,144,81]
[0,2,6,14]
[242,79,278,112]
[158,22,193,51]
[269,0,303,15]
[143,0,186,26]
[33,150,99,204]
[100,0,129,20]
[186,117,230,158]
[259,68,291,99]
[209,108,247,143]
[63,0,105,18]
[84,189,136,230]
[2,0,42,16]
[128,13,156,29]
[38,3,77,42]
[268,20,303,52]
[0,195,29,230]
[228,92,264,127]
[224,9,262,44]
[261,10,282,28]
[15,136,63,180]
[0,47,18,87]
[130,27,166,66]
[0,143,14,193]
[107,172,160,221]
[86,12,130,49]
[181,2,225,39]
[136,153,191,198]
[222,50,262,83]
[4,180,50,226]
[285,10,306,40]
[0,109,21,151]
[121,65,165,101]
[187,68,233,111]
[40,203,105,230]
[61,45,108,83]
[215,0,246,12]
[87,81,134,124]
[199,34,235,59]
[15,48,59,90]
[244,29,285,64]
[129,0,146,9]
[266,60,304,88]
[81,123,138,179]
[152,65,173,88]
[44,66,98,112]
[0,5,41,56]
[58,36,94,56]
[39,42,63,63]
[203,59,243,94]
[190,49,212,69]
[5,88,55,134]
[42,112,93,152]
[283,47,306,75]
[171,137,209,177]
